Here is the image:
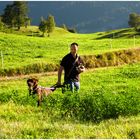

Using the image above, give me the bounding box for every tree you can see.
[47,14,56,37]
[12,1,28,30]
[25,17,31,28]
[0,17,4,30]
[2,1,28,30]
[38,14,56,37]
[128,13,140,31]
[39,17,47,37]
[1,4,14,28]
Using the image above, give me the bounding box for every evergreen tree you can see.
[47,14,56,37]
[25,17,31,28]
[12,1,28,30]
[2,1,28,30]
[39,17,47,37]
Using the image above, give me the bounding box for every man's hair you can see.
[71,42,78,47]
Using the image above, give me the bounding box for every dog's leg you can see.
[37,93,42,106]
[37,100,41,107]
[29,88,32,95]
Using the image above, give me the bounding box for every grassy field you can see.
[0,26,140,138]
[0,103,140,139]
[0,27,140,70]
[0,62,140,138]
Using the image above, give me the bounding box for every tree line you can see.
[0,1,58,36]
[1,1,140,35]
[0,2,29,30]
[0,1,77,36]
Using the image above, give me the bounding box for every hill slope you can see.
[0,27,140,76]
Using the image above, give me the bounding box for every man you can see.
[56,42,85,93]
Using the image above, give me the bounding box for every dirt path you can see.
[0,65,127,81]
[0,46,139,81]
[0,71,58,81]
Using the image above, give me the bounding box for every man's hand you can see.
[77,65,85,73]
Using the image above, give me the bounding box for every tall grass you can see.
[0,26,140,138]
[0,63,140,120]
[0,63,140,138]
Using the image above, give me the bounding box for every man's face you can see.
[70,45,78,55]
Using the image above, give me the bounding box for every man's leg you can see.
[74,81,80,93]
[65,80,74,93]
[69,81,74,93]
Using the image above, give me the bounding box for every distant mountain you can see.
[0,1,140,33]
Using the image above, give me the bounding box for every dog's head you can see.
[27,78,38,95]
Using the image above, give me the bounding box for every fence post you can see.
[134,35,135,48]
[1,51,4,69]
[110,39,112,49]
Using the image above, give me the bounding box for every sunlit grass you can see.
[0,27,140,138]
[0,63,140,138]
[0,27,139,70]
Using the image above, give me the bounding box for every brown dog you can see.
[27,78,57,106]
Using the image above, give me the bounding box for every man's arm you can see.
[57,66,64,85]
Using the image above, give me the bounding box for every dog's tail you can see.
[50,84,64,92]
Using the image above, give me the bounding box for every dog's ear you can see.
[27,79,30,84]
[32,78,38,85]
[27,78,38,87]
[27,79,32,86]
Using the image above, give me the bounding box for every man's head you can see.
[70,42,78,55]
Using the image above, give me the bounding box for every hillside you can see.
[0,26,140,76]
[0,26,140,138]
[2,26,70,37]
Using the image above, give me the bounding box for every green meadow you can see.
[0,27,139,69]
[0,26,140,138]
[0,62,140,138]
